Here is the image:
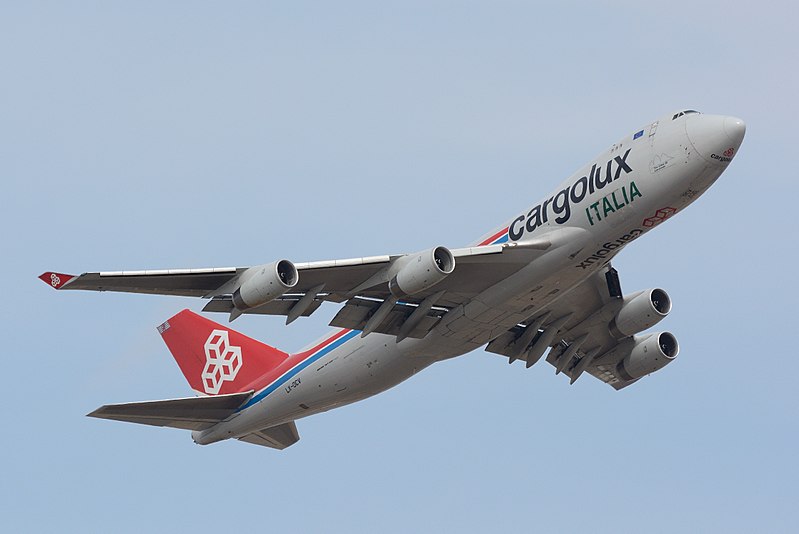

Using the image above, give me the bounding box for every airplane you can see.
[40,110,746,450]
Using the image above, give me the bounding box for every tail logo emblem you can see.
[202,330,243,394]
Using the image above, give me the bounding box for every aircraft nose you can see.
[685,114,746,163]
[723,116,746,146]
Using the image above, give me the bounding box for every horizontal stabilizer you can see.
[87,390,253,431]
[238,421,300,450]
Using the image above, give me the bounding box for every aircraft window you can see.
[672,112,684,120]
[673,110,700,120]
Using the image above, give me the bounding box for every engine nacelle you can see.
[616,332,679,381]
[389,246,455,297]
[232,260,299,310]
[609,288,672,338]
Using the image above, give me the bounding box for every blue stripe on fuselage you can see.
[237,329,361,411]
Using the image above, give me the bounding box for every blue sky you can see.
[3,2,797,532]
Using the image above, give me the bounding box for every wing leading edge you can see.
[40,238,553,341]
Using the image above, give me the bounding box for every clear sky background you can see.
[2,1,797,532]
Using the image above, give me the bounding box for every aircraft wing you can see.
[38,255,396,300]
[484,264,660,390]
[39,253,403,299]
[40,235,556,335]
[39,268,245,297]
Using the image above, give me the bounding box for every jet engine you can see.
[609,288,672,338]
[232,260,299,311]
[389,246,455,297]
[615,332,679,381]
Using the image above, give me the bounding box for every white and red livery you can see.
[41,110,746,449]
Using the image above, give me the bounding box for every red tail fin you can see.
[158,309,288,395]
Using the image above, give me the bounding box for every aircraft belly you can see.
[434,243,602,347]
[206,333,436,441]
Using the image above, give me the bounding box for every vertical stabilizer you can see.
[158,309,288,395]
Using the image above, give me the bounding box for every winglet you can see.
[39,272,77,289]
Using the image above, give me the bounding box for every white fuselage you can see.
[194,111,744,445]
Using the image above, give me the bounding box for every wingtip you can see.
[39,272,76,289]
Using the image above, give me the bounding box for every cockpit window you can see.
[672,110,700,120]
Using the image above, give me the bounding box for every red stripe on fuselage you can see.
[478,227,509,246]
[240,329,353,393]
